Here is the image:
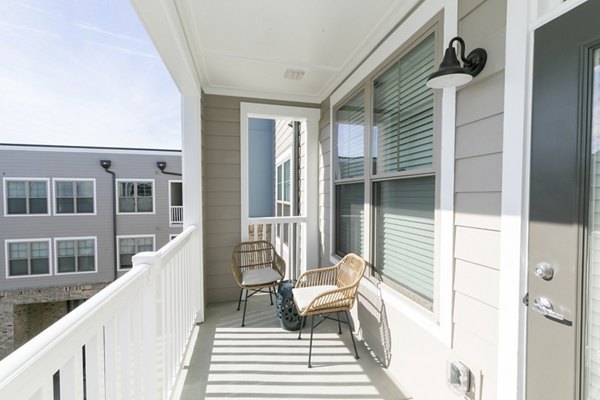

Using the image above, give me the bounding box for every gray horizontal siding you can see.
[0,147,182,290]
[452,2,506,399]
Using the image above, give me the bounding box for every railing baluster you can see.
[85,333,105,400]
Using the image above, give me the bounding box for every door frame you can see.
[240,102,320,271]
[502,1,598,399]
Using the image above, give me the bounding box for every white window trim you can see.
[275,152,293,210]
[328,0,455,346]
[52,178,97,216]
[53,236,98,275]
[240,103,320,271]
[168,180,183,226]
[116,234,156,271]
[116,179,156,215]
[4,238,53,279]
[3,177,51,217]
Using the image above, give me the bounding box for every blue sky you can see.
[0,0,181,149]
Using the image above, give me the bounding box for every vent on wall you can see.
[284,69,305,80]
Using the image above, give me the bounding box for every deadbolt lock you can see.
[533,262,554,281]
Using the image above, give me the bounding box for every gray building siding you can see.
[452,1,506,398]
[0,145,182,290]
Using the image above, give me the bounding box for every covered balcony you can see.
[0,0,560,398]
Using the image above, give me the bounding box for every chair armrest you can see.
[274,253,286,279]
[302,284,357,314]
[296,264,338,288]
[231,256,243,287]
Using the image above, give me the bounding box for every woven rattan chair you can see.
[232,241,285,327]
[292,253,366,367]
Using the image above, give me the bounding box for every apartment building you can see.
[0,144,182,357]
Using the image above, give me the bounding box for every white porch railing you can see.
[0,225,202,400]
[170,205,183,225]
[246,216,307,280]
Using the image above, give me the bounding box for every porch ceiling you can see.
[134,0,419,103]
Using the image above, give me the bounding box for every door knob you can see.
[532,297,564,321]
[533,262,554,280]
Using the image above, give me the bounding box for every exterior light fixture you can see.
[426,36,487,89]
[100,159,112,169]
[156,161,182,176]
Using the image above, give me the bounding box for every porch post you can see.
[182,95,204,323]
[499,0,530,399]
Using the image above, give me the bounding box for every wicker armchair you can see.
[231,241,285,327]
[292,253,366,367]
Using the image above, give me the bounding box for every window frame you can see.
[331,23,442,312]
[116,179,155,215]
[5,238,52,278]
[116,234,155,271]
[52,178,97,216]
[54,236,98,275]
[3,178,51,217]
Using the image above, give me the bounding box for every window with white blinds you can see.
[336,90,365,180]
[336,183,364,257]
[373,34,435,175]
[374,177,435,304]
[333,29,438,309]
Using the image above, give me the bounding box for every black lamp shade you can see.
[426,47,472,89]
[426,36,487,89]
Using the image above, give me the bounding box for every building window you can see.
[4,179,49,215]
[6,240,51,277]
[276,159,291,243]
[169,181,183,225]
[54,180,95,214]
[117,180,154,213]
[118,236,154,270]
[55,238,96,273]
[333,31,437,309]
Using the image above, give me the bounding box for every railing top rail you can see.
[154,224,196,259]
[248,216,306,224]
[0,264,148,387]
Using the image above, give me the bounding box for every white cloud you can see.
[0,0,181,150]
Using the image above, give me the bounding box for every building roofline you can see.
[0,143,181,155]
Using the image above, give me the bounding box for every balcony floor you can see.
[180,295,409,400]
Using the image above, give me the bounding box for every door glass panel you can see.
[585,47,600,399]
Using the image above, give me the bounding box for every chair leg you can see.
[345,310,359,359]
[269,286,274,305]
[298,316,305,339]
[336,311,342,334]
[237,288,243,311]
[241,289,248,327]
[308,315,315,368]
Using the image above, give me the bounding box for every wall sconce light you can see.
[100,160,112,169]
[156,161,182,176]
[426,36,487,89]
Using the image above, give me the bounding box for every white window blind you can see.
[373,34,435,175]
[336,90,365,179]
[374,177,435,303]
[335,183,364,257]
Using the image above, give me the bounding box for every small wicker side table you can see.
[276,280,301,331]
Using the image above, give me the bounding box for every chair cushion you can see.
[241,267,282,286]
[292,285,337,312]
